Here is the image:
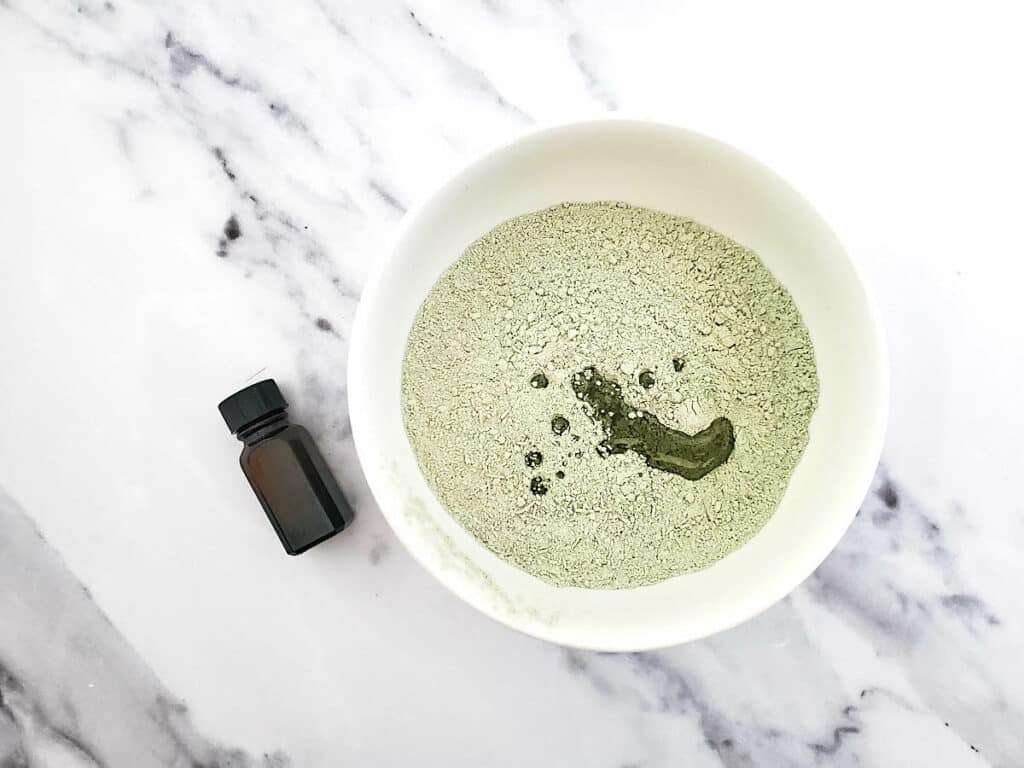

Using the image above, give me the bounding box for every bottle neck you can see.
[237,409,290,446]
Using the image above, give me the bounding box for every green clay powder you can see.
[401,202,819,589]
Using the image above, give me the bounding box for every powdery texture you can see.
[402,202,818,589]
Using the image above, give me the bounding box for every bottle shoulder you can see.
[240,423,311,460]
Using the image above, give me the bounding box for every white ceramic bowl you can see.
[348,119,887,651]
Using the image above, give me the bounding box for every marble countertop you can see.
[1,1,1022,766]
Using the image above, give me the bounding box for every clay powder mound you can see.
[401,202,819,589]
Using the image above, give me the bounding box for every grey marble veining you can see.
[0,489,287,767]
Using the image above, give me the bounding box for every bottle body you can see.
[239,415,353,555]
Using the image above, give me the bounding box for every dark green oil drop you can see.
[525,450,543,468]
[638,370,656,389]
[555,470,565,479]
[530,372,549,389]
[571,366,734,481]
[672,358,685,372]
[551,415,570,436]
[530,476,549,496]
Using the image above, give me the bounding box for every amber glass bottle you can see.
[219,379,353,554]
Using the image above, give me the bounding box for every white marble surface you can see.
[1,1,1022,765]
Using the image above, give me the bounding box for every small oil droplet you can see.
[638,370,656,389]
[530,372,549,389]
[551,415,570,435]
[525,451,543,468]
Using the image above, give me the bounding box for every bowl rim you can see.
[348,116,890,650]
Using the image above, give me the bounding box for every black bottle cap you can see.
[218,379,288,433]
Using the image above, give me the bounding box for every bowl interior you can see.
[348,120,887,650]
